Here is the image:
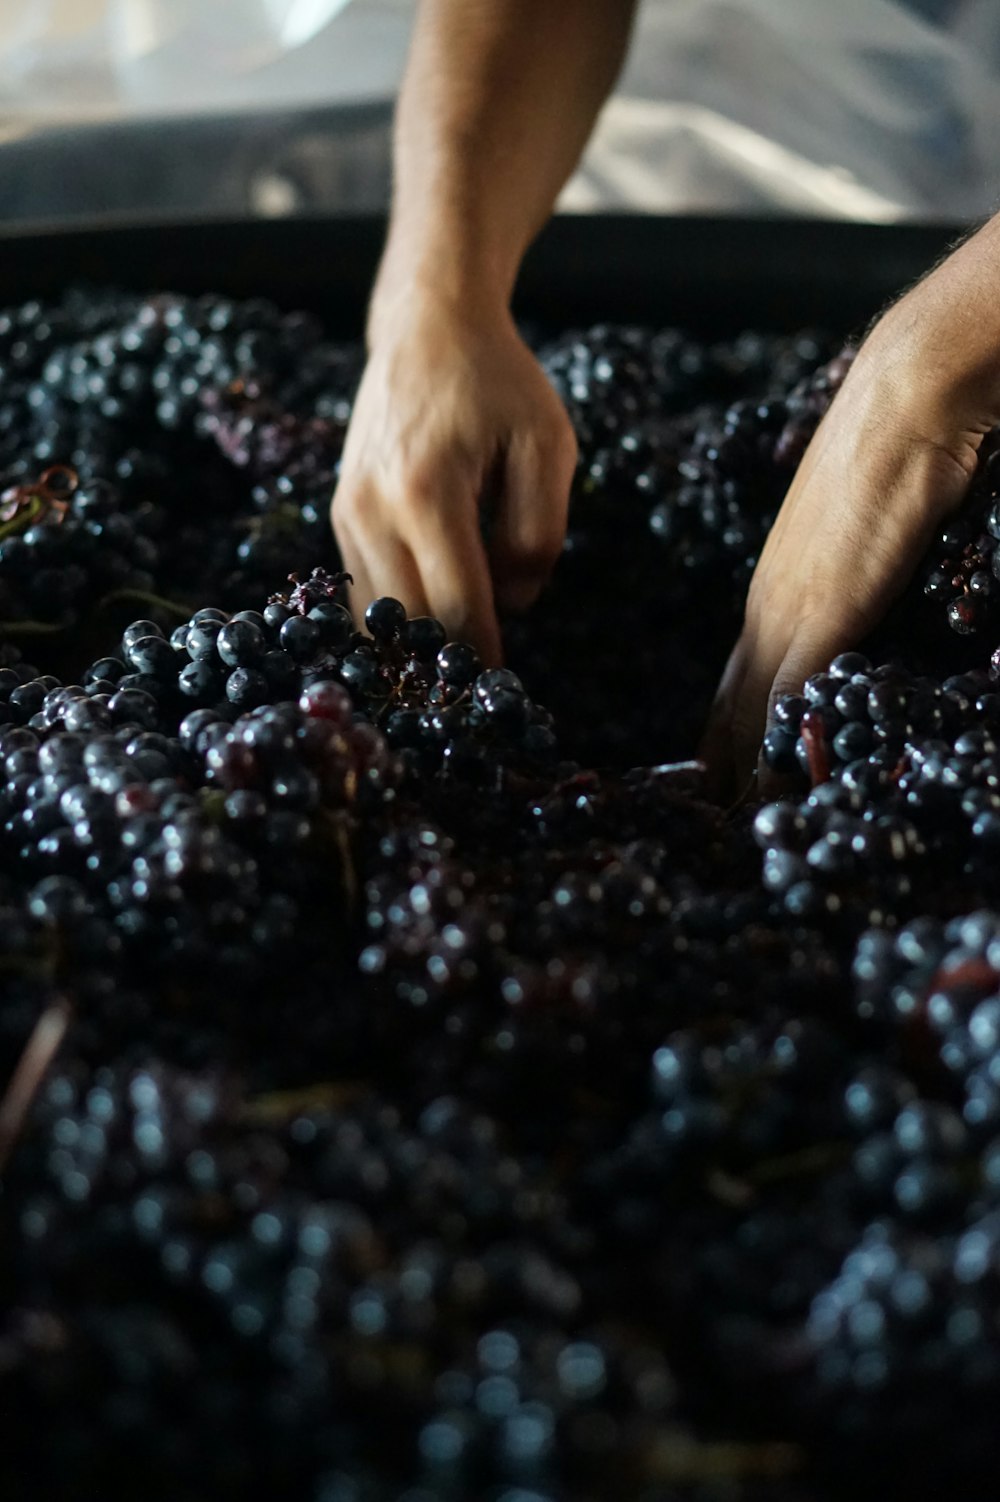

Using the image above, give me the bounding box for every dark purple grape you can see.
[364,595,407,641]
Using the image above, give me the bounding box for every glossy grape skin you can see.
[3,293,1000,1499]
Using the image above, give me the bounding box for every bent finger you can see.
[402,482,502,666]
[354,528,428,626]
[334,525,374,625]
[334,486,429,626]
[490,427,574,614]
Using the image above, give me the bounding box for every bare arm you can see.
[333,0,637,660]
[373,0,636,333]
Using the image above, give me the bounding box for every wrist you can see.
[863,294,1000,458]
[368,216,519,351]
[367,261,512,353]
[872,232,1000,441]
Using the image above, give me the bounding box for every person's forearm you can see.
[874,210,1000,445]
[370,0,636,342]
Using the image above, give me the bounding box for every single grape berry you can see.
[216,619,266,668]
[436,641,481,687]
[279,614,322,663]
[126,635,177,677]
[121,619,163,653]
[177,660,223,703]
[308,600,354,649]
[299,680,352,724]
[365,595,407,642]
[405,615,447,661]
[226,667,269,710]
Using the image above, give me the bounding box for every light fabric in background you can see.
[567,0,1000,219]
[0,0,995,222]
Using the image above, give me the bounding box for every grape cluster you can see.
[8,289,1000,1499]
[539,322,837,500]
[503,334,846,769]
[0,465,161,626]
[1,1058,725,1502]
[921,428,1000,636]
[647,349,855,592]
[756,656,1000,928]
[0,289,364,628]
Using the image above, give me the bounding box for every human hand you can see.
[703,234,1000,801]
[331,288,577,664]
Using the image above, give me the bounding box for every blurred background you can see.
[0,0,996,226]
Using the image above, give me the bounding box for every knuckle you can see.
[396,456,459,518]
[331,481,365,531]
[398,472,440,517]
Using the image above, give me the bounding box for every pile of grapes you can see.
[4,288,1000,1501]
